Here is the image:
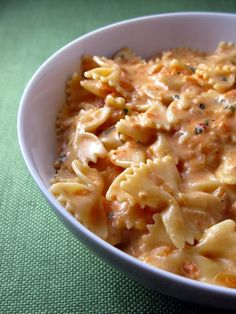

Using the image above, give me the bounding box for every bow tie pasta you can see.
[50,42,236,288]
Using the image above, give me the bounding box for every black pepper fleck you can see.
[123,108,129,115]
[199,103,206,110]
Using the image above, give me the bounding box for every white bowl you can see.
[18,12,236,309]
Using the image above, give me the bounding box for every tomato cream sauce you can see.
[51,42,236,288]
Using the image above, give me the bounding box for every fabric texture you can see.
[1,0,236,313]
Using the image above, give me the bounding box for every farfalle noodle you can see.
[51,42,236,288]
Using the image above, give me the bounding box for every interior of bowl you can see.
[18,12,236,308]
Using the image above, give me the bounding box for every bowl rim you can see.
[17,11,236,301]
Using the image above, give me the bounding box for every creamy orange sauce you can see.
[51,43,236,288]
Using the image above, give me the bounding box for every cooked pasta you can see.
[51,42,236,288]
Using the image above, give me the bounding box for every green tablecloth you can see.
[1,1,236,313]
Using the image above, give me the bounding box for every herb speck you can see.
[195,127,203,135]
[108,212,115,220]
[225,105,236,112]
[195,121,208,135]
[173,95,180,100]
[59,153,67,163]
[188,66,196,73]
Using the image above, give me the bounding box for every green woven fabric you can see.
[1,1,236,313]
